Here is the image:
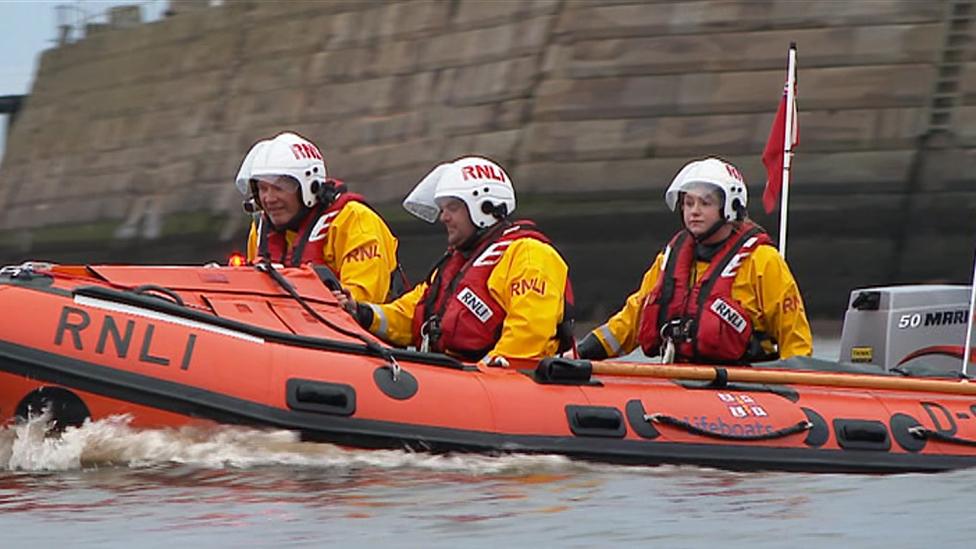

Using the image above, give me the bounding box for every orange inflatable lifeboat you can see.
[2,262,976,473]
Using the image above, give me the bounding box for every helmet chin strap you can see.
[265,204,311,233]
[688,217,728,243]
[458,218,510,252]
[456,228,484,252]
[456,202,511,252]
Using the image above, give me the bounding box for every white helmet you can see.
[403,156,515,229]
[235,139,269,196]
[247,132,327,208]
[664,157,748,222]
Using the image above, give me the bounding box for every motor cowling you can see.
[838,285,972,374]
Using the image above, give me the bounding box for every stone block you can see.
[229,54,310,95]
[169,70,229,110]
[228,92,289,132]
[419,15,553,68]
[367,40,423,78]
[308,43,423,84]
[331,137,442,195]
[428,99,530,136]
[448,56,541,105]
[114,47,179,84]
[516,157,689,194]
[801,107,924,151]
[321,10,367,48]
[306,72,431,118]
[532,75,679,120]
[791,150,916,186]
[389,72,435,111]
[516,148,913,196]
[313,78,386,117]
[244,16,318,57]
[534,64,934,121]
[141,106,192,140]
[800,64,935,111]
[177,31,239,73]
[307,49,367,83]
[956,61,976,96]
[2,206,36,231]
[453,0,561,27]
[439,129,522,164]
[221,94,260,130]
[372,1,451,40]
[555,24,943,78]
[953,105,976,145]
[557,0,944,39]
[899,234,976,282]
[521,119,649,161]
[166,0,210,15]
[315,2,446,48]
[768,0,944,29]
[333,111,428,148]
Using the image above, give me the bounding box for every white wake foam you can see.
[0,414,579,474]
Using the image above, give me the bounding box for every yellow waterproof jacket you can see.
[589,244,812,360]
[364,238,569,361]
[246,201,400,303]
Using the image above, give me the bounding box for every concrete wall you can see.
[1,0,975,320]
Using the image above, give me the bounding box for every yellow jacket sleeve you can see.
[245,220,259,263]
[589,254,665,358]
[485,238,569,360]
[325,202,400,303]
[589,244,812,361]
[365,280,428,348]
[736,246,813,359]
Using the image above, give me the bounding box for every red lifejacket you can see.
[258,192,366,268]
[411,220,575,361]
[257,192,408,298]
[636,222,774,363]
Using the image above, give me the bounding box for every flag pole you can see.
[963,248,976,377]
[778,42,797,258]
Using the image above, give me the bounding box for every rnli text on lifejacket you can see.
[54,306,197,370]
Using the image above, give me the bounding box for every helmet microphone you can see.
[481,201,508,219]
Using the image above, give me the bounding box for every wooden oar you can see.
[591,362,976,396]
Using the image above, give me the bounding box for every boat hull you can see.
[3,264,976,473]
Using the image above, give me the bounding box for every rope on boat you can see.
[258,262,402,379]
[132,284,185,306]
[644,413,813,441]
[908,426,976,447]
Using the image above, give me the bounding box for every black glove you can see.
[577,333,609,360]
[352,302,373,329]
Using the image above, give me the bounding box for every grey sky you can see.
[0,0,167,164]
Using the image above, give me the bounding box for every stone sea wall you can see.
[1,0,975,320]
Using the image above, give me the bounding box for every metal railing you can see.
[53,1,191,45]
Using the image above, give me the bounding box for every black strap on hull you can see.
[910,426,976,447]
[645,413,812,441]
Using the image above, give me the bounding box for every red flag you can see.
[762,84,798,214]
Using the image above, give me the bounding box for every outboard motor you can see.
[839,285,972,375]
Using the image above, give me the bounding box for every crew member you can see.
[336,156,574,366]
[578,157,812,363]
[235,132,405,302]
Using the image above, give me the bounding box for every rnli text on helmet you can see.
[291,143,322,161]
[461,165,507,182]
